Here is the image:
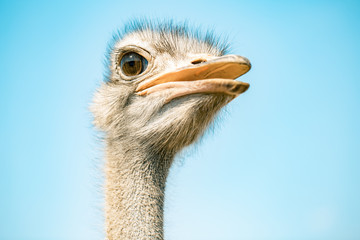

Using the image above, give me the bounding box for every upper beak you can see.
[135,55,251,102]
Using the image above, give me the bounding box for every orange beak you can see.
[135,55,251,103]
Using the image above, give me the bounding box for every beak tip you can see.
[241,82,250,93]
[241,58,251,71]
[232,82,250,96]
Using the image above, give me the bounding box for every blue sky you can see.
[1,0,359,240]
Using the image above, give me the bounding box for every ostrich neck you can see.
[105,139,173,240]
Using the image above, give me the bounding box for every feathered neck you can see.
[104,137,174,240]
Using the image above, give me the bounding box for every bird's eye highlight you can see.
[120,52,148,77]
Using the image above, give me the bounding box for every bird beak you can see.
[135,55,251,102]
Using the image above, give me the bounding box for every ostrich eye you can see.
[120,52,148,77]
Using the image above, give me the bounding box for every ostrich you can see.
[91,19,251,240]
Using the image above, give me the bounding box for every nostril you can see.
[191,58,207,65]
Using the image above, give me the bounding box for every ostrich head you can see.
[91,20,251,240]
[92,20,250,157]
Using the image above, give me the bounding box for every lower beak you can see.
[135,55,251,102]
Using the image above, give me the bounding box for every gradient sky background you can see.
[1,1,359,240]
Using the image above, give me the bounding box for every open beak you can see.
[135,55,251,103]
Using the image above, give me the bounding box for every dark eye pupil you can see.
[120,52,147,77]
